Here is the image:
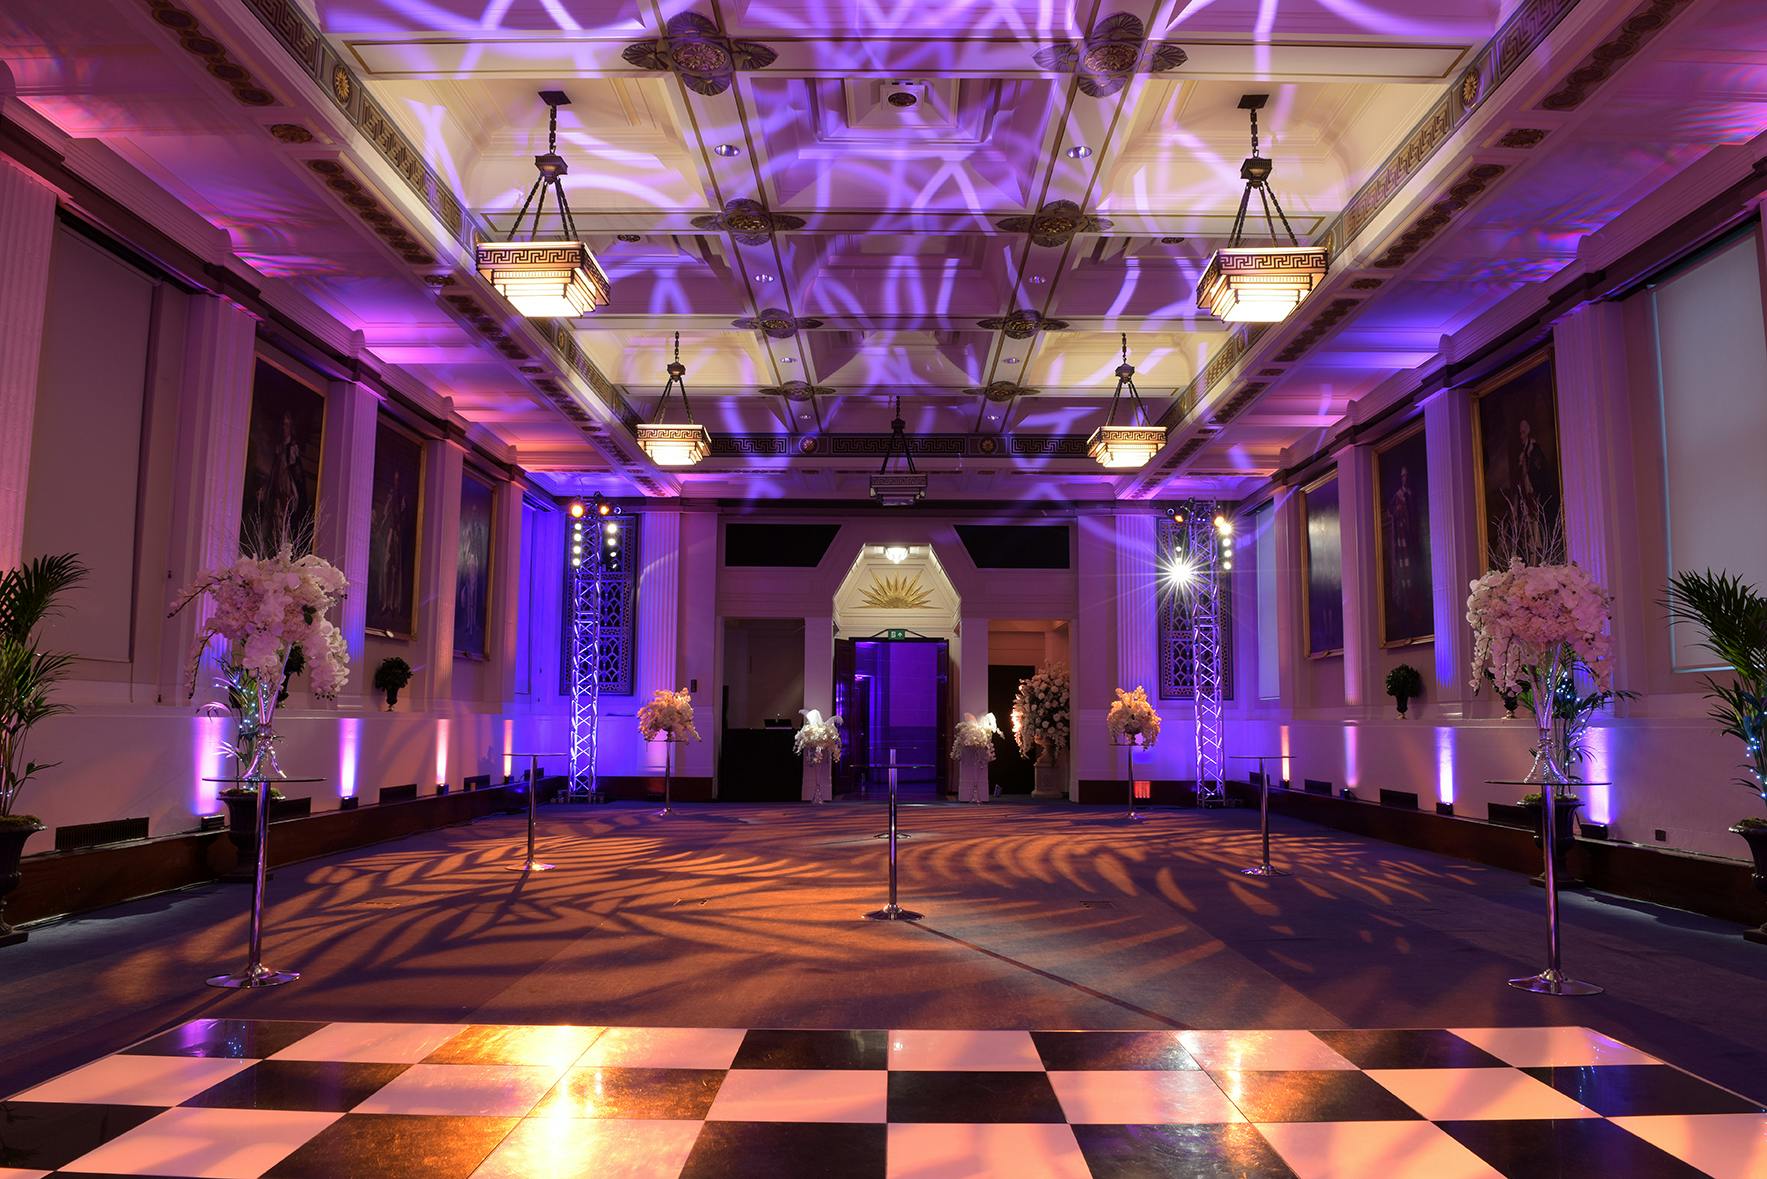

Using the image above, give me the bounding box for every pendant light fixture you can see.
[636,332,712,467]
[1087,334,1166,469]
[870,398,927,506]
[1196,95,1328,324]
[475,91,611,319]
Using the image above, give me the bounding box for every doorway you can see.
[834,638,950,800]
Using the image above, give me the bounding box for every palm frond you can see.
[0,554,87,644]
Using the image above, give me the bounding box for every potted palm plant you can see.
[1665,569,1767,942]
[0,554,87,947]
[1385,664,1423,718]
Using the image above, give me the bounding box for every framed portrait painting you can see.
[1374,423,1434,646]
[1302,473,1344,657]
[365,419,422,638]
[1474,350,1563,570]
[453,471,495,660]
[240,359,324,547]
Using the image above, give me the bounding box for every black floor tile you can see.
[529,1066,726,1119]
[679,1121,886,1179]
[1031,1031,1199,1071]
[1521,1065,1765,1116]
[731,1030,887,1070]
[1073,1122,1297,1179]
[1209,1070,1423,1123]
[181,1060,409,1112]
[886,1070,1066,1123]
[0,1101,159,1171]
[1311,1029,1506,1070]
[263,1112,517,1178]
[1439,1117,1709,1178]
[121,1019,326,1060]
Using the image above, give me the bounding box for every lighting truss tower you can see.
[1176,501,1229,805]
[567,507,604,800]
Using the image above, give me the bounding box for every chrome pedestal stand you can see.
[205,775,322,989]
[1232,755,1289,877]
[865,759,921,922]
[1493,777,1604,996]
[502,753,560,872]
[1116,740,1144,822]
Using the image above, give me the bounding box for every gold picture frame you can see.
[1372,420,1434,648]
[1470,348,1562,572]
[364,415,426,641]
[1300,469,1345,659]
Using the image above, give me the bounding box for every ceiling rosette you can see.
[691,198,806,246]
[622,12,777,97]
[1033,13,1187,98]
[995,199,1112,247]
[733,308,824,339]
[977,310,1068,340]
[964,381,1038,402]
[761,381,834,401]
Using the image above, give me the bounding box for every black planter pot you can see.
[384,686,401,710]
[1523,796,1583,889]
[1732,824,1767,945]
[1394,697,1410,718]
[0,820,43,947]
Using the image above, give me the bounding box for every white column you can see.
[1271,485,1306,709]
[161,293,259,701]
[1071,511,1118,797]
[1424,387,1479,710]
[676,510,718,780]
[316,379,379,690]
[417,440,464,705]
[636,508,681,771]
[1115,514,1157,696]
[1337,444,1379,709]
[1555,303,1645,696]
[488,479,525,707]
[0,159,56,568]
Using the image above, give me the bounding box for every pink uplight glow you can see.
[1435,726,1455,805]
[435,719,452,789]
[1343,725,1359,790]
[193,713,228,815]
[339,717,361,799]
[1584,726,1613,824]
[503,718,516,781]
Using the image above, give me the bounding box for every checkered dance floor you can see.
[1,1020,1761,1177]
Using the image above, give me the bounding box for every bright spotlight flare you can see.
[1196,95,1327,324]
[476,91,611,319]
[1162,551,1199,590]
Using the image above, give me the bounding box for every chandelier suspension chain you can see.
[880,397,918,474]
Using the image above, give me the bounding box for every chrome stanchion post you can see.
[1240,756,1289,877]
[1125,741,1142,822]
[207,776,300,989]
[502,753,555,872]
[865,753,922,922]
[1508,778,1602,995]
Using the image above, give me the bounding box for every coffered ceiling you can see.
[4,0,1766,501]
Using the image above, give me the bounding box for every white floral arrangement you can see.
[1012,662,1071,758]
[793,709,844,764]
[1107,686,1162,748]
[638,688,700,742]
[1467,559,1613,698]
[173,545,350,700]
[951,712,1001,761]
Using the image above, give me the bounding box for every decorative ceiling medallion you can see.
[305,160,436,268]
[1034,13,1186,98]
[1459,67,1482,107]
[977,309,1068,339]
[964,381,1036,403]
[622,12,777,97]
[690,198,805,246]
[761,381,833,402]
[331,64,353,105]
[423,273,454,287]
[860,574,933,611]
[995,200,1112,247]
[142,0,276,107]
[1538,0,1692,111]
[1370,163,1506,269]
[1498,127,1549,149]
[732,308,824,338]
[268,123,313,144]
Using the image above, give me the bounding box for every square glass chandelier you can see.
[870,399,927,504]
[637,333,712,467]
[1086,335,1165,470]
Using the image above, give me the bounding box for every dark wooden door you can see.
[832,638,860,795]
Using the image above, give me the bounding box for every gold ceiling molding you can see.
[860,575,934,611]
[1497,128,1550,149]
[965,381,1037,402]
[761,381,833,401]
[1368,163,1507,270]
[978,309,1068,339]
[622,12,777,97]
[1033,13,1187,98]
[305,160,436,268]
[733,308,825,339]
[1537,0,1694,111]
[691,198,806,245]
[995,200,1112,247]
[141,0,277,107]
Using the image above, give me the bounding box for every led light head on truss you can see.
[476,90,611,319]
[1196,94,1328,324]
[636,332,712,467]
[1087,334,1166,469]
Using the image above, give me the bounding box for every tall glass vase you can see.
[231,673,285,783]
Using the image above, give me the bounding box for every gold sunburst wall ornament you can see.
[860,574,933,611]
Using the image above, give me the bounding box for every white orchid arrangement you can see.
[638,688,700,742]
[1107,686,1162,748]
[951,712,1001,761]
[173,545,351,702]
[1467,560,1614,699]
[793,708,844,764]
[1012,662,1070,758]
